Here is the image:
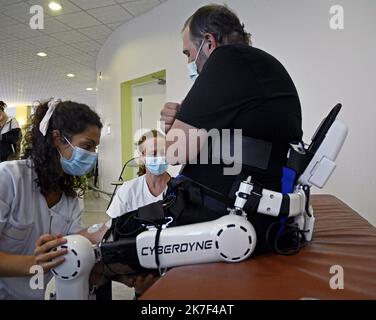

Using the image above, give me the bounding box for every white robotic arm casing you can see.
[137,214,257,269]
[299,120,348,188]
[51,235,96,300]
[51,215,256,299]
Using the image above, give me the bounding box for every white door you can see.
[131,79,182,177]
[131,80,165,176]
[132,79,166,141]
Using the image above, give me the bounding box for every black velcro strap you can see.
[212,135,272,170]
[102,227,113,242]
[279,194,290,218]
[167,175,188,190]
[137,201,165,222]
[287,147,313,177]
[154,225,163,269]
[228,173,247,201]
[244,183,263,214]
[189,185,202,205]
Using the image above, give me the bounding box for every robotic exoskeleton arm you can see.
[52,104,348,300]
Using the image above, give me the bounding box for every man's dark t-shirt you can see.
[176,44,303,196]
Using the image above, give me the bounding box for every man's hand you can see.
[160,102,181,133]
[89,262,137,288]
[31,234,68,273]
[134,273,159,296]
[79,221,110,244]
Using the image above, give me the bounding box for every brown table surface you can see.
[141,195,376,300]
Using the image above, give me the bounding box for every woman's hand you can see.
[30,234,68,273]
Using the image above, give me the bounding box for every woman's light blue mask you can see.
[145,156,168,176]
[59,136,98,176]
[186,39,206,82]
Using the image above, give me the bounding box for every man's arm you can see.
[79,221,142,290]
[161,101,209,165]
[165,118,208,165]
[79,220,111,244]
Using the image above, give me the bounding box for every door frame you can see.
[120,69,166,180]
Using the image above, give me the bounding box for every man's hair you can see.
[183,4,251,47]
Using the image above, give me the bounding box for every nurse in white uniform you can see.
[105,130,171,297]
[0,99,102,299]
[107,129,171,219]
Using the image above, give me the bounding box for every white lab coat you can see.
[106,174,168,219]
[0,117,20,135]
[0,160,83,300]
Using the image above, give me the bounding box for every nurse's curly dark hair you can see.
[22,99,102,198]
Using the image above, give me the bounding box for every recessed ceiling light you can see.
[86,87,93,91]
[49,2,62,11]
[67,73,75,78]
[37,52,47,57]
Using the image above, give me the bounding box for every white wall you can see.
[5,107,16,118]
[96,0,376,226]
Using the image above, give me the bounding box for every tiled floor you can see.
[46,191,135,300]
[81,191,110,227]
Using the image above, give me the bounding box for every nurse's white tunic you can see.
[0,160,83,300]
[106,174,167,219]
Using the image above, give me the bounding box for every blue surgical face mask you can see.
[59,136,98,176]
[186,39,206,82]
[145,156,168,176]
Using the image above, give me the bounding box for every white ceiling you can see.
[0,0,166,108]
